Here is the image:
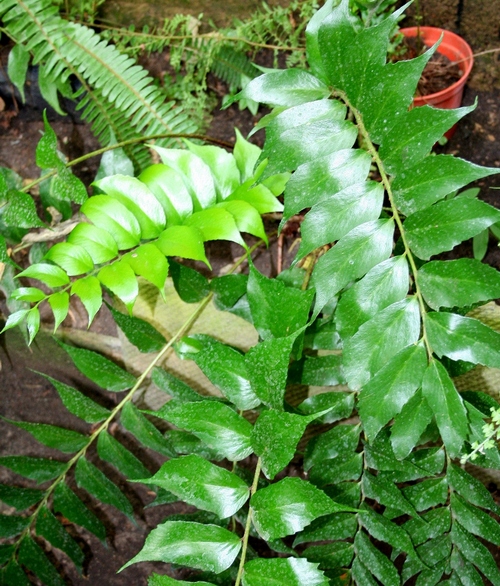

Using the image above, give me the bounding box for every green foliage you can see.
[2,1,500,585]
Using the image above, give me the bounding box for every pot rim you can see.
[399,26,474,101]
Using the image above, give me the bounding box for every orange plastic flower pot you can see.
[400,26,474,138]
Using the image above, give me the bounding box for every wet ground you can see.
[1,15,500,586]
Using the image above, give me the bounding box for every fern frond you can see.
[0,0,199,170]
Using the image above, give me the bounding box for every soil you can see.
[398,36,463,96]
[1,17,500,586]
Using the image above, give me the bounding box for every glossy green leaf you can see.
[15,263,69,287]
[0,484,42,510]
[421,360,468,457]
[236,69,330,108]
[185,140,240,200]
[120,402,175,458]
[245,335,296,409]
[151,367,204,402]
[262,116,357,177]
[251,477,350,540]
[426,312,500,368]
[186,207,245,247]
[59,341,136,391]
[10,286,45,303]
[354,530,399,586]
[380,104,476,175]
[408,537,451,583]
[44,242,94,276]
[75,457,134,518]
[319,1,429,139]
[290,355,344,387]
[451,522,500,585]
[390,390,434,459]
[97,431,151,480]
[309,452,363,487]
[18,537,65,586]
[473,228,489,261]
[2,189,44,229]
[7,43,30,102]
[166,430,225,461]
[362,471,417,517]
[98,260,138,313]
[211,274,248,311]
[151,400,252,461]
[323,482,361,509]
[0,456,65,483]
[451,493,500,546]
[293,512,357,546]
[51,169,88,205]
[298,391,354,424]
[282,149,372,224]
[0,514,30,538]
[26,307,40,343]
[71,276,102,326]
[304,424,360,471]
[140,454,249,518]
[343,297,421,390]
[81,195,141,249]
[52,482,106,541]
[243,557,329,586]
[138,164,193,225]
[247,263,313,340]
[312,219,394,315]
[298,181,384,259]
[0,309,30,337]
[403,478,448,512]
[95,175,166,239]
[335,256,409,339]
[365,436,443,483]
[359,508,417,559]
[0,560,29,586]
[403,508,451,547]
[48,291,69,331]
[179,335,259,410]
[350,557,379,586]
[123,243,169,292]
[405,198,500,260]
[38,64,66,115]
[109,305,166,353]
[252,410,317,479]
[3,419,87,453]
[152,147,217,212]
[122,521,241,573]
[155,225,208,265]
[419,259,500,310]
[227,182,283,215]
[218,200,267,242]
[67,223,118,264]
[169,260,210,303]
[233,128,261,182]
[392,155,500,215]
[35,112,61,169]
[95,143,134,180]
[358,342,427,441]
[450,550,484,586]
[36,506,84,570]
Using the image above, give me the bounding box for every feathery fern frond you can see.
[0,0,198,170]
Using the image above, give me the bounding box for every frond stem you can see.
[8,291,213,563]
[334,89,433,360]
[235,457,262,586]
